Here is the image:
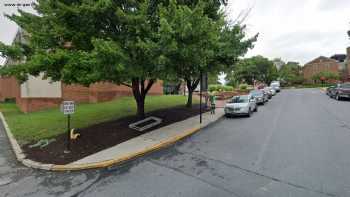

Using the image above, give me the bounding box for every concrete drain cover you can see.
[129,117,162,132]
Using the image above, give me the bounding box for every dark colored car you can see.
[326,85,335,96]
[263,87,273,99]
[328,83,350,100]
[250,90,268,105]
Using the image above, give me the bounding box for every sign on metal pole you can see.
[61,101,75,153]
[61,101,75,115]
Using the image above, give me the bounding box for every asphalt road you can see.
[1,88,350,197]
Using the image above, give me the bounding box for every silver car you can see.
[268,87,277,95]
[225,95,258,117]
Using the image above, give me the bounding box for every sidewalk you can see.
[2,107,225,171]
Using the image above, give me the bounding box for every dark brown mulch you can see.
[22,104,208,165]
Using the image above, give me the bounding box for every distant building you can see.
[302,47,350,83]
[273,58,285,71]
[0,29,163,113]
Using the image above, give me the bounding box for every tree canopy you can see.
[229,56,277,85]
[0,0,255,114]
[158,0,256,107]
[278,62,303,86]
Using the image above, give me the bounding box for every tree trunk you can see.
[185,78,200,108]
[130,78,155,118]
[136,96,145,118]
[186,89,193,108]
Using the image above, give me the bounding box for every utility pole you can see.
[200,70,203,124]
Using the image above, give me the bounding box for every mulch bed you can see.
[22,104,208,165]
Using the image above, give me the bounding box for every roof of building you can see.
[304,56,339,66]
[330,54,347,62]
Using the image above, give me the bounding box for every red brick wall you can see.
[0,77,20,101]
[0,78,163,113]
[62,84,90,102]
[17,97,62,113]
[303,57,340,83]
[63,81,163,103]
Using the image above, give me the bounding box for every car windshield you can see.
[230,96,249,103]
[250,90,263,96]
[340,83,350,88]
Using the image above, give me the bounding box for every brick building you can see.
[0,30,163,113]
[303,47,350,83]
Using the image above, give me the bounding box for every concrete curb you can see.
[51,127,201,171]
[1,111,223,171]
[0,112,54,170]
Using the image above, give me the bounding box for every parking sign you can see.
[62,101,75,115]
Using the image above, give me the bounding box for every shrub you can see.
[239,84,248,90]
[208,84,234,92]
[223,86,233,91]
[208,84,220,92]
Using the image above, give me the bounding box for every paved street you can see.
[1,88,350,197]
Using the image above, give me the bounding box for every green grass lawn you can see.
[0,95,192,144]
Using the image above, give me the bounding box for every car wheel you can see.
[336,94,341,100]
[247,109,252,117]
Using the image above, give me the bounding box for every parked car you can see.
[269,87,276,96]
[263,87,273,99]
[270,81,281,92]
[225,95,257,117]
[328,83,350,100]
[270,83,281,92]
[326,85,336,96]
[271,81,281,86]
[250,89,268,104]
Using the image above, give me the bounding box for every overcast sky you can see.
[1,0,350,65]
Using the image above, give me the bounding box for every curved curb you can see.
[1,110,221,171]
[51,127,200,171]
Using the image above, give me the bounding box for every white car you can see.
[225,95,257,117]
[270,81,281,92]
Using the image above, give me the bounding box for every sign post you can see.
[61,101,75,153]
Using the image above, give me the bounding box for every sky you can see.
[0,0,350,65]
[225,0,350,64]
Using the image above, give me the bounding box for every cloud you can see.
[318,0,350,11]
[226,0,350,64]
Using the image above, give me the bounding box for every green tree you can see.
[208,73,220,85]
[0,0,168,118]
[278,62,303,86]
[159,0,256,107]
[231,56,276,85]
